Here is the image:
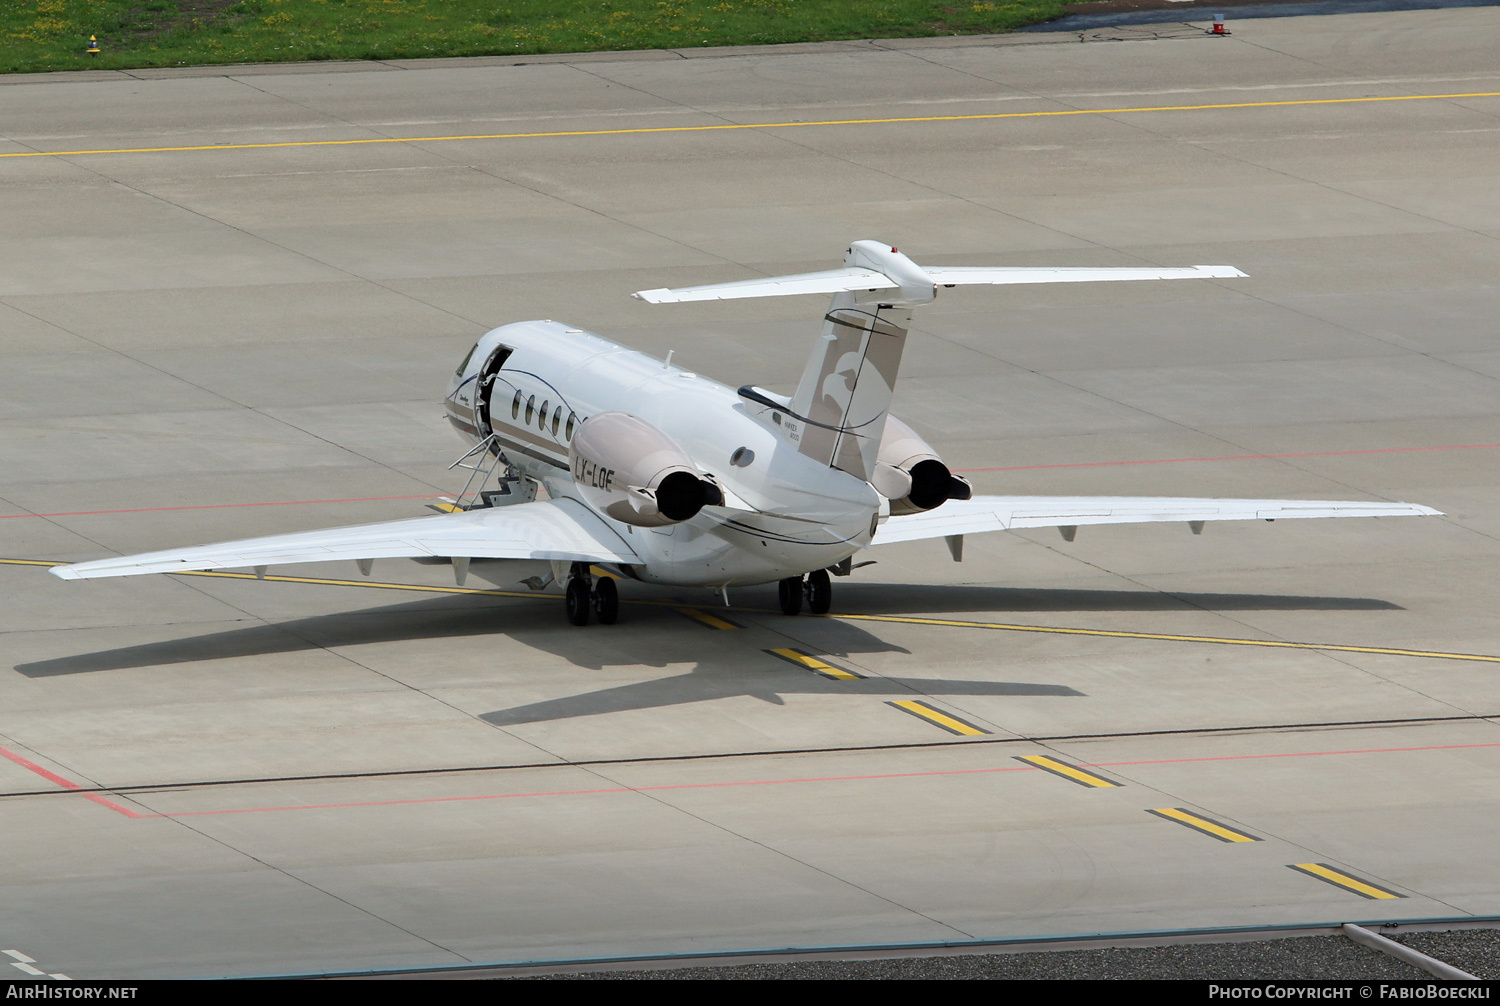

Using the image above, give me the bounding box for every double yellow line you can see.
[3,91,1497,159]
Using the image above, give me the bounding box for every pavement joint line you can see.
[887,699,989,735]
[236,915,1500,979]
[767,647,863,679]
[1289,863,1407,900]
[11,558,1500,666]
[1015,754,1121,788]
[1146,807,1261,843]
[3,91,1498,159]
[6,736,1500,807]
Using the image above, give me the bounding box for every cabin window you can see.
[538,400,549,429]
[525,395,535,425]
[551,406,563,436]
[511,389,522,419]
[565,412,576,440]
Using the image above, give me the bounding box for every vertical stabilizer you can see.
[789,301,911,482]
[633,241,1248,483]
[787,241,931,482]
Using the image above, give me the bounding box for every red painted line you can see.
[112,739,1500,819]
[954,442,1500,474]
[83,793,145,818]
[0,494,447,520]
[0,744,84,791]
[2,744,145,817]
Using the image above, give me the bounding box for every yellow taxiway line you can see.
[767,648,863,680]
[888,699,989,736]
[1148,807,1260,843]
[833,611,1500,665]
[11,557,1500,665]
[1016,754,1120,788]
[2,91,1497,160]
[1288,863,1406,900]
[677,607,742,630]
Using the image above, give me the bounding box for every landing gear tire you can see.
[592,576,619,625]
[806,568,832,615]
[565,576,591,626]
[778,576,804,616]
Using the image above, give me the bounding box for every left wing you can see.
[872,496,1442,545]
[50,498,638,580]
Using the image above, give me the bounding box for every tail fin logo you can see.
[819,350,862,417]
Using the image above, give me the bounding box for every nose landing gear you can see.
[778,569,832,616]
[564,562,620,626]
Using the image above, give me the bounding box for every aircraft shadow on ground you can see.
[831,582,1402,614]
[14,580,1396,711]
[14,594,515,677]
[480,670,1082,726]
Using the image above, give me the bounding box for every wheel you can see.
[806,569,832,615]
[778,575,804,616]
[565,577,591,626]
[592,576,619,625]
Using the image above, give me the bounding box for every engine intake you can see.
[872,416,972,516]
[570,412,722,527]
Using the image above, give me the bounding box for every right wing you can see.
[873,495,1442,545]
[50,497,638,580]
[924,265,1247,286]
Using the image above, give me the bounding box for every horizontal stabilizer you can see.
[635,268,895,304]
[873,495,1441,545]
[50,498,638,580]
[635,261,1245,304]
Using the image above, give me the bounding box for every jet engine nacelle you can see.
[569,411,723,527]
[871,415,973,516]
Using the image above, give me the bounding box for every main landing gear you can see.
[564,562,619,626]
[778,569,831,616]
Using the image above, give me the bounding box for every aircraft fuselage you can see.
[445,321,880,588]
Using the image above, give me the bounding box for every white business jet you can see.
[52,242,1440,625]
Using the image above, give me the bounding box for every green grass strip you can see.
[2,0,1066,75]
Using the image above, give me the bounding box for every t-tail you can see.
[634,240,1247,483]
